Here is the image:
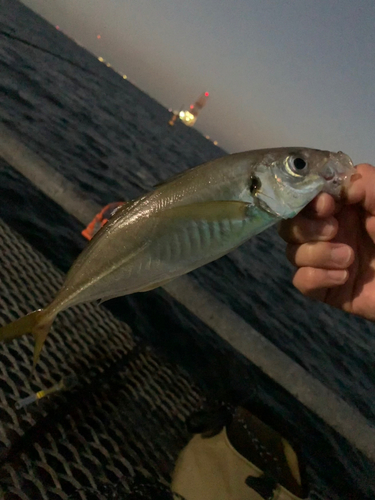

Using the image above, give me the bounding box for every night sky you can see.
[21,0,375,164]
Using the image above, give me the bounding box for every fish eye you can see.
[293,158,307,170]
[286,156,308,176]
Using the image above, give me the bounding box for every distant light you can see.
[205,92,209,97]
[98,56,104,62]
[179,111,185,118]
[190,105,194,109]
[213,140,218,146]
[205,135,210,140]
[56,25,60,30]
[97,34,101,39]
[123,75,127,79]
[106,62,111,67]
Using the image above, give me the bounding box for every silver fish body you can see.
[0,147,354,365]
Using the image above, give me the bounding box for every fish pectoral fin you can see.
[156,200,252,222]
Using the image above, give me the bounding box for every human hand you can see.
[278,163,375,321]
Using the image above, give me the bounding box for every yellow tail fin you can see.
[0,309,54,367]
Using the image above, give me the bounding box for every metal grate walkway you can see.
[0,217,202,499]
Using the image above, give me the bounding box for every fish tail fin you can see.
[0,309,55,367]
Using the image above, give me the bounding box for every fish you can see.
[0,148,354,366]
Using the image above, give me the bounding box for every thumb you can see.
[346,163,375,215]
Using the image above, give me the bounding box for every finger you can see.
[346,164,375,214]
[365,213,375,245]
[286,242,354,269]
[303,193,336,218]
[278,215,338,244]
[292,267,349,297]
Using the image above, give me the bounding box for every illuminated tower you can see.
[179,92,209,127]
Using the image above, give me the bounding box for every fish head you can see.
[251,148,355,218]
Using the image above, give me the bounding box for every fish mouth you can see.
[320,151,355,198]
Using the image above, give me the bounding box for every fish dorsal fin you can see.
[153,170,189,189]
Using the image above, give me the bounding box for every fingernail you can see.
[330,246,352,265]
[346,173,363,200]
[327,270,348,283]
[314,194,329,213]
[320,220,336,237]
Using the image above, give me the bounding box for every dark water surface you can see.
[0,0,374,497]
